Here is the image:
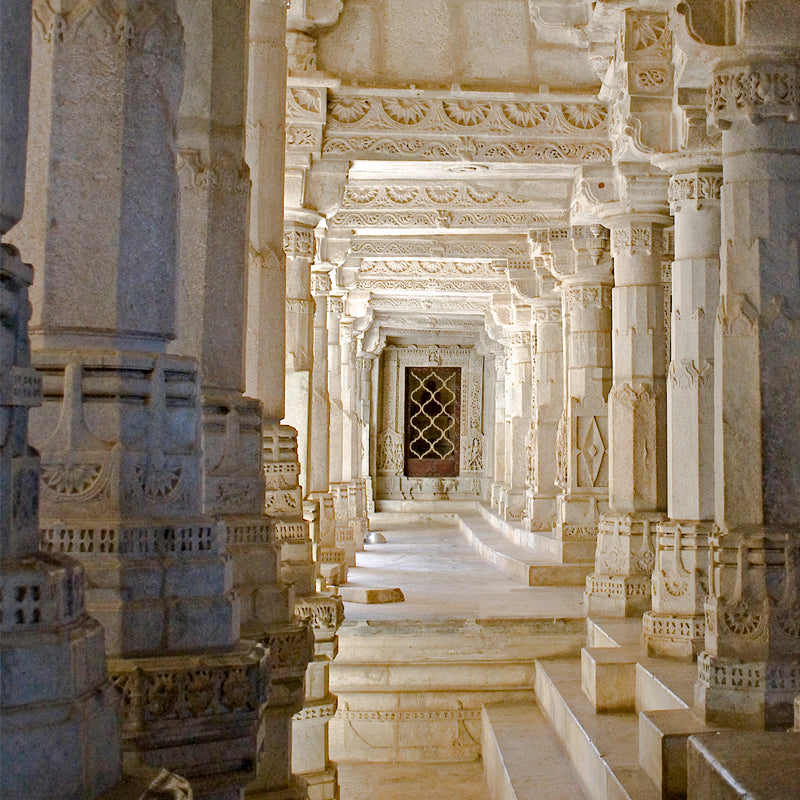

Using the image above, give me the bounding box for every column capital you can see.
[327,294,344,314]
[311,270,332,295]
[708,60,800,132]
[283,223,316,260]
[667,167,723,214]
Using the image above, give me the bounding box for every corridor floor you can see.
[335,512,585,800]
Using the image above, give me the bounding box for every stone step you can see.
[458,514,593,586]
[478,504,598,564]
[482,700,589,800]
[534,658,659,800]
[477,504,561,555]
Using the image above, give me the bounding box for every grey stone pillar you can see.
[13,3,270,796]
[0,2,122,793]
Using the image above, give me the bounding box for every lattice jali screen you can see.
[404,367,460,477]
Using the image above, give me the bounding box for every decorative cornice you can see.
[369,295,491,315]
[332,208,560,229]
[360,260,499,278]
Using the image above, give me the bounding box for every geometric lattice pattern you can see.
[407,368,458,459]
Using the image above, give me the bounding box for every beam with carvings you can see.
[346,234,532,264]
[330,181,568,230]
[322,88,611,164]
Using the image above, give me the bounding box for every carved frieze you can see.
[349,236,529,260]
[322,91,610,164]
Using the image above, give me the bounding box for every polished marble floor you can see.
[341,513,585,623]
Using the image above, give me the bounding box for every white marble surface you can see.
[340,513,585,622]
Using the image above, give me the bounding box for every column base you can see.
[524,492,557,533]
[297,766,338,800]
[642,611,704,659]
[1,554,123,800]
[554,493,604,563]
[586,511,663,617]
[696,653,800,730]
[498,487,526,522]
[585,573,652,617]
[109,642,269,800]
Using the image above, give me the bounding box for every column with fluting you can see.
[586,168,671,617]
[644,160,721,658]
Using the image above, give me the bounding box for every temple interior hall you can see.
[3,1,800,799]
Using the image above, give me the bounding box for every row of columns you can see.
[485,54,800,732]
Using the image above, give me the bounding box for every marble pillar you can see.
[14,3,269,796]
[358,352,378,515]
[586,177,671,617]
[0,3,122,793]
[500,327,533,522]
[490,348,507,511]
[292,593,345,800]
[307,265,344,585]
[175,5,319,799]
[246,0,287,424]
[525,296,563,533]
[693,51,800,729]
[327,296,344,490]
[284,216,319,495]
[555,226,613,563]
[644,163,721,658]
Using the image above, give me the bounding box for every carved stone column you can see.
[358,351,378,515]
[307,265,344,585]
[587,171,671,617]
[13,4,270,796]
[293,593,345,800]
[0,4,122,793]
[644,162,721,658]
[327,295,344,488]
[500,326,533,522]
[246,0,286,424]
[682,21,800,727]
[284,216,319,495]
[525,296,563,533]
[332,315,365,563]
[490,346,507,511]
[548,226,613,563]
